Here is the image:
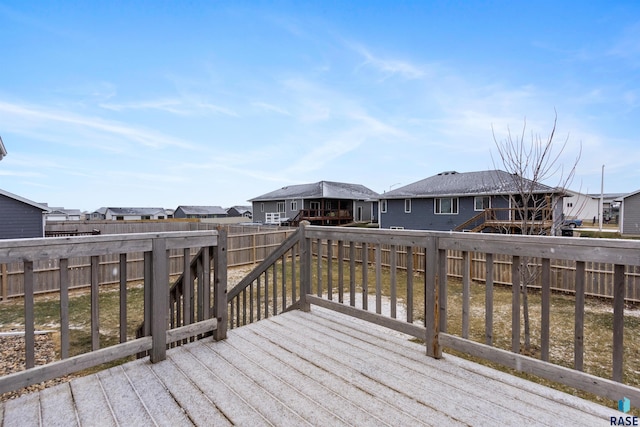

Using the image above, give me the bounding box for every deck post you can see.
[214,229,228,341]
[150,237,168,363]
[425,236,441,359]
[299,222,311,312]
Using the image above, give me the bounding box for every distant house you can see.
[45,207,83,222]
[174,206,228,219]
[0,188,49,239]
[226,206,253,219]
[619,190,640,236]
[380,170,564,235]
[89,207,166,221]
[562,190,599,223]
[250,181,379,226]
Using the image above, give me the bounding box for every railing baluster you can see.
[327,239,333,301]
[249,282,254,324]
[281,255,286,312]
[439,248,447,333]
[349,241,356,307]
[257,275,262,321]
[201,247,211,321]
[144,251,152,337]
[242,288,247,326]
[265,270,269,318]
[183,248,192,328]
[574,260,585,369]
[24,261,35,369]
[91,255,100,351]
[512,255,521,355]
[316,239,322,297]
[272,260,277,316]
[407,246,413,324]
[462,251,471,339]
[150,238,168,363]
[119,253,127,344]
[291,244,297,304]
[613,264,625,382]
[390,245,397,319]
[337,240,344,303]
[362,242,368,311]
[375,244,382,314]
[59,258,70,359]
[485,253,494,346]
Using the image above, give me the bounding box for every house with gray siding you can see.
[250,181,379,226]
[226,206,253,219]
[89,207,167,220]
[619,190,640,236]
[0,188,49,239]
[174,206,228,219]
[380,170,564,235]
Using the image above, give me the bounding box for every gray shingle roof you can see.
[250,181,379,202]
[382,170,559,199]
[107,207,166,215]
[177,206,227,215]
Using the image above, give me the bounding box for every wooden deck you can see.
[1,307,619,426]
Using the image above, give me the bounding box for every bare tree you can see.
[491,111,581,353]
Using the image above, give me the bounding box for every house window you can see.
[141,215,151,220]
[567,202,573,208]
[381,200,387,213]
[116,216,124,220]
[291,200,298,211]
[435,197,458,214]
[474,196,491,211]
[261,203,264,212]
[404,199,411,213]
[277,202,285,213]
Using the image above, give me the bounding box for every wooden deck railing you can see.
[228,225,640,407]
[0,231,226,395]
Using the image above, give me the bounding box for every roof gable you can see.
[0,188,49,211]
[382,170,558,199]
[250,181,379,202]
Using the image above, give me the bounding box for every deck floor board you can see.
[1,307,621,426]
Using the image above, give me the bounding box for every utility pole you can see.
[599,165,604,232]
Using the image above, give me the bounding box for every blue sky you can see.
[1,1,639,212]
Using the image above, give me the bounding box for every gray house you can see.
[619,190,640,236]
[89,207,166,220]
[380,170,564,234]
[250,181,379,226]
[0,188,49,239]
[174,206,228,219]
[226,206,253,219]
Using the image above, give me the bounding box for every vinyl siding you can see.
[0,194,45,239]
[381,196,509,231]
[622,193,640,236]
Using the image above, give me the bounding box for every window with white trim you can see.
[435,197,458,214]
[291,200,298,211]
[381,200,387,213]
[260,203,264,212]
[404,199,411,213]
[474,196,491,211]
[277,202,285,213]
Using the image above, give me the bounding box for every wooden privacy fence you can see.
[0,227,296,300]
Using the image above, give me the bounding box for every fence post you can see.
[150,237,168,363]
[425,236,441,359]
[299,222,311,312]
[214,229,228,341]
[1,264,7,301]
